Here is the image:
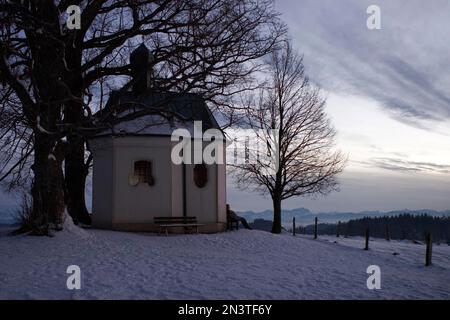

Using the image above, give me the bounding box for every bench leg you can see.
[165,227,168,237]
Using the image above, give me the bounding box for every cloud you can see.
[277,0,450,129]
[366,157,450,174]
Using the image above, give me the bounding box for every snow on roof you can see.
[96,113,196,137]
[94,91,222,138]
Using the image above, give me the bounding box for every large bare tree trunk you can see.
[271,195,282,234]
[30,131,65,234]
[30,132,51,231]
[271,169,283,234]
[62,62,92,225]
[65,139,91,225]
[22,1,66,234]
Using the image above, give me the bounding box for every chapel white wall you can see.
[111,136,172,223]
[90,135,227,230]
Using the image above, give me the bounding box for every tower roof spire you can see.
[130,43,154,94]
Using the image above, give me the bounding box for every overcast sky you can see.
[228,0,450,212]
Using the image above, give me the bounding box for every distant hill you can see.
[238,208,450,226]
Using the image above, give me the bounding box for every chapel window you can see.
[193,163,208,188]
[134,160,154,186]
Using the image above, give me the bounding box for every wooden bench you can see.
[154,216,204,236]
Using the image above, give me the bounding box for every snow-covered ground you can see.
[0,220,449,299]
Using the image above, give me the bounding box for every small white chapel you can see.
[88,44,227,233]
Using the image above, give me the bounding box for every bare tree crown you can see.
[234,41,346,202]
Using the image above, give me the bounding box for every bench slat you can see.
[155,220,197,223]
[154,217,197,219]
[158,223,204,227]
[154,219,197,221]
[154,216,198,224]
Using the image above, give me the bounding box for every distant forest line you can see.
[295,214,450,243]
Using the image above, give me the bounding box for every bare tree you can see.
[0,0,286,234]
[234,41,346,234]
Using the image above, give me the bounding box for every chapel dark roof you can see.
[104,90,221,132]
